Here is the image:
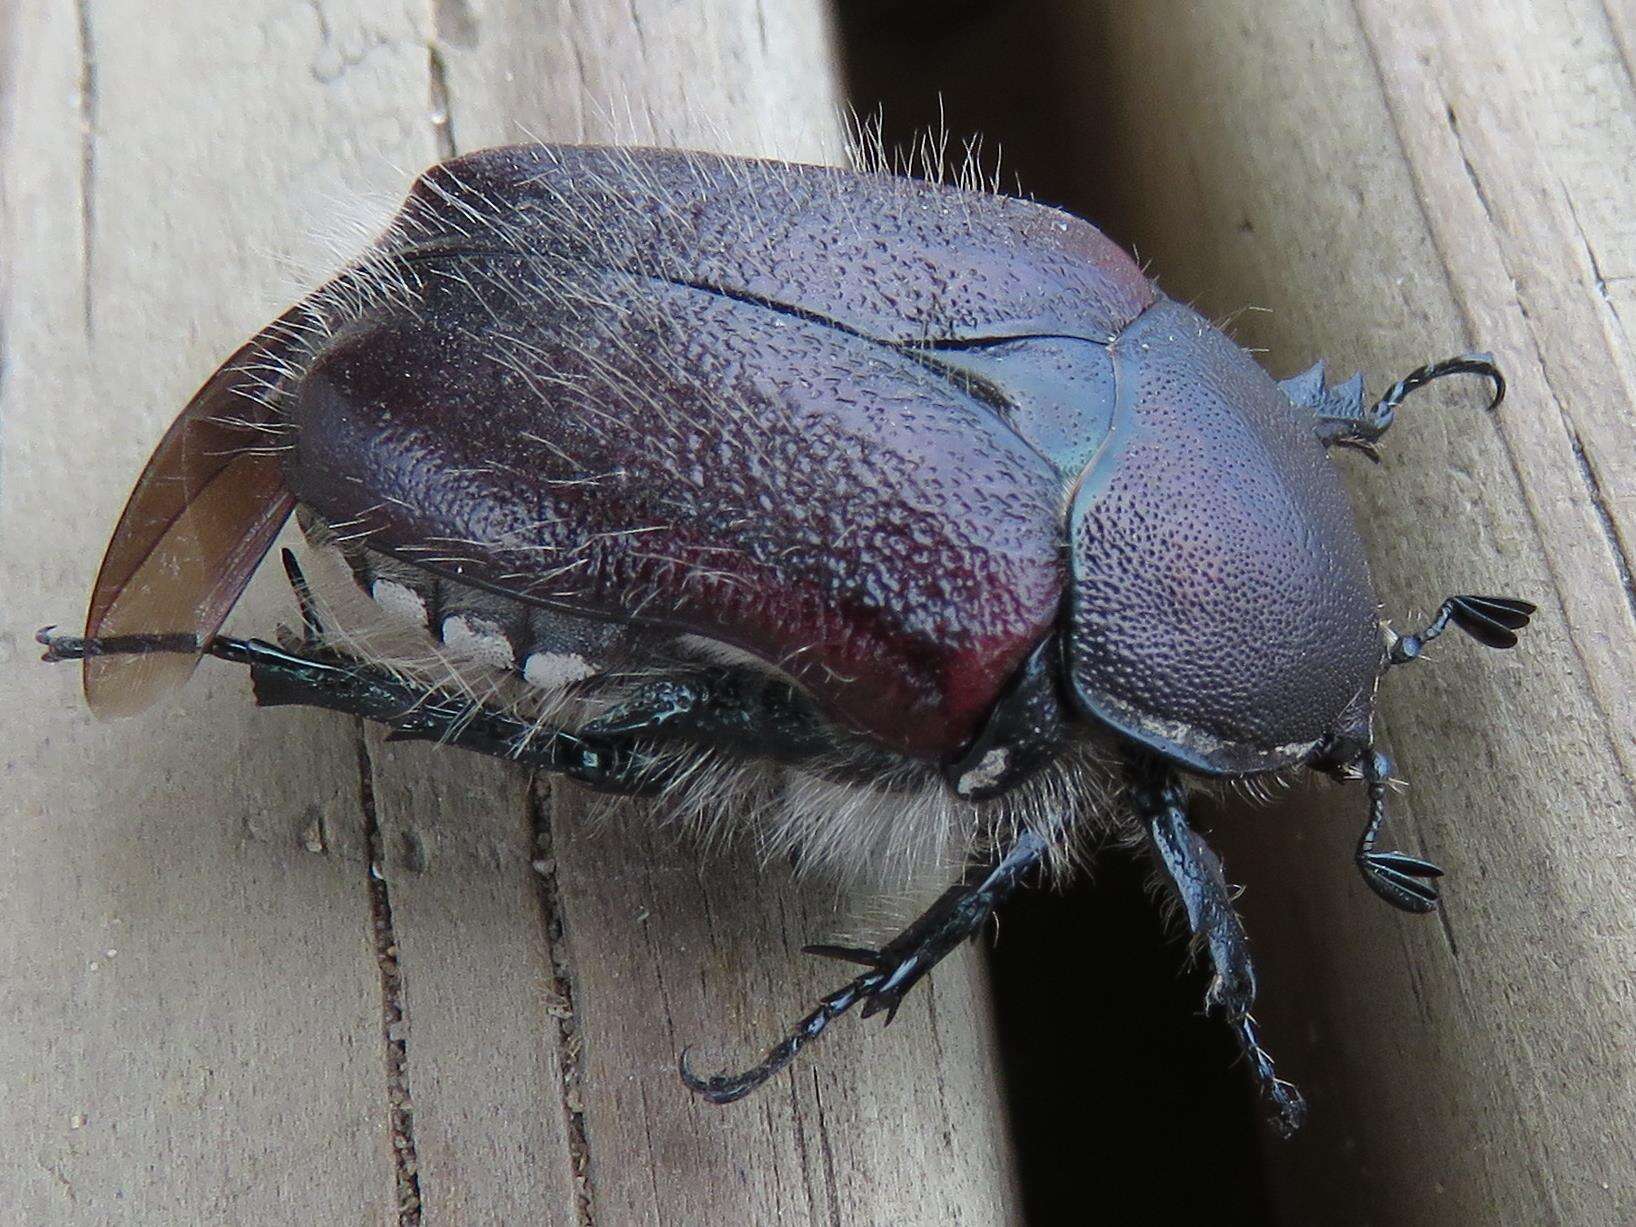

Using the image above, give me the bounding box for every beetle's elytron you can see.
[45,146,1533,1132]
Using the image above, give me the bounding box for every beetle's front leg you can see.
[1282,353,1504,459]
[680,829,1049,1103]
[1130,759,1307,1136]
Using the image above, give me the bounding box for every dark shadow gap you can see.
[831,3,1274,1221]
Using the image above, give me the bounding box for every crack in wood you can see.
[1443,103,1498,229]
[809,1077,845,1227]
[431,0,478,49]
[357,732,425,1225]
[426,43,456,162]
[1564,183,1629,339]
[1354,2,1636,813]
[74,0,96,340]
[1568,429,1636,626]
[529,779,596,1226]
[1433,878,1461,958]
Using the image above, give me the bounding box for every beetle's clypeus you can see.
[44,145,1535,1133]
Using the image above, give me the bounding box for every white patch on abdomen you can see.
[523,650,597,691]
[956,748,1011,797]
[370,578,428,626]
[441,614,516,670]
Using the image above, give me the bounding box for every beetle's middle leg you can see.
[680,829,1048,1104]
[1131,758,1307,1136]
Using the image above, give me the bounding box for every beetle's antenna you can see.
[1386,594,1535,665]
[1353,749,1444,913]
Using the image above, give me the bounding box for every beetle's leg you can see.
[679,830,1048,1104]
[1297,353,1504,460]
[584,668,863,764]
[39,629,202,660]
[1353,749,1443,913]
[1131,760,1307,1136]
[1387,594,1535,665]
[39,625,676,797]
[581,667,918,791]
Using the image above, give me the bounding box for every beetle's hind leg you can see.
[680,829,1049,1104]
[579,667,897,779]
[1131,758,1307,1136]
[40,552,679,798]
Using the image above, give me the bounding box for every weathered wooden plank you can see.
[1072,1,1636,1222]
[3,2,1021,1222]
[1,4,420,1220]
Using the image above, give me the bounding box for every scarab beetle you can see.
[44,145,1535,1133]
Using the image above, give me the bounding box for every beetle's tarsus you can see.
[1374,353,1506,421]
[1132,758,1307,1135]
[1234,1014,1309,1138]
[1389,593,1536,664]
[678,976,878,1104]
[38,628,201,662]
[681,831,1049,1103]
[1354,751,1442,913]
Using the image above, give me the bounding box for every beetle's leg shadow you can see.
[1131,758,1307,1136]
[680,829,1049,1104]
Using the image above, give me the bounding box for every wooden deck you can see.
[6,1,1634,1223]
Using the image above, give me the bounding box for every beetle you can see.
[43,144,1534,1133]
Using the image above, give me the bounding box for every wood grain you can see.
[0,3,1019,1222]
[1069,1,1636,1222]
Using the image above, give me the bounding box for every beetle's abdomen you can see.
[296,507,635,692]
[1066,300,1384,773]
